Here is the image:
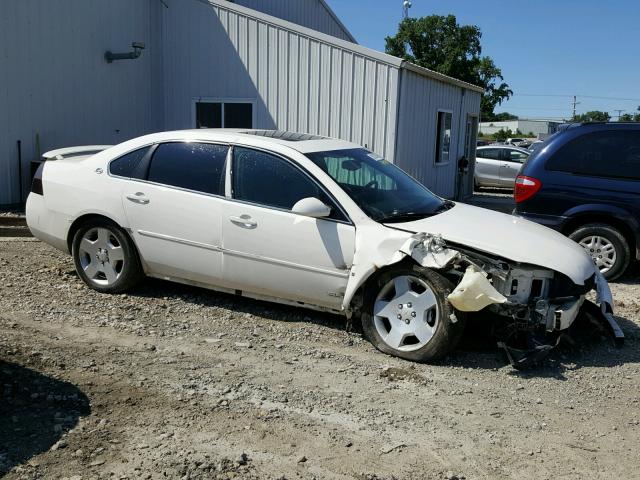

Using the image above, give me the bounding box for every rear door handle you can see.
[229,215,257,228]
[126,192,150,205]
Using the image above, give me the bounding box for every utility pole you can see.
[572,95,580,120]
[613,109,624,121]
[402,0,412,19]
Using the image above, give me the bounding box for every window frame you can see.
[109,141,232,200]
[192,97,256,129]
[435,109,454,166]
[228,144,353,225]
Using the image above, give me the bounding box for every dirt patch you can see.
[1,241,639,479]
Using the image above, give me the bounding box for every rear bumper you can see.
[26,193,70,253]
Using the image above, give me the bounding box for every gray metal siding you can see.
[232,0,354,42]
[0,0,163,206]
[162,1,399,160]
[395,69,482,198]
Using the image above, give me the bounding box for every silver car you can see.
[474,146,530,189]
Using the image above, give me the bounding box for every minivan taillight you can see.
[31,162,44,196]
[514,175,541,203]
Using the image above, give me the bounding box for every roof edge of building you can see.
[206,0,483,93]
[206,0,402,67]
[316,0,358,44]
[401,62,485,94]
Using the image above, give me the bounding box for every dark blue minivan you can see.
[514,122,640,280]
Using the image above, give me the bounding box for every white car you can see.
[474,146,530,189]
[26,129,620,365]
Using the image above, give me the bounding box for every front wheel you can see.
[72,218,144,293]
[569,223,630,281]
[361,264,465,362]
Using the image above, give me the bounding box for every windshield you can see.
[305,148,448,222]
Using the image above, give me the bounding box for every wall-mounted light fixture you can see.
[105,42,145,63]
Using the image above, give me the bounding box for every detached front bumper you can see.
[594,270,625,345]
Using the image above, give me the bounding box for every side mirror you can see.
[291,197,332,218]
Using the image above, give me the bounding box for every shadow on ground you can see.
[0,361,90,475]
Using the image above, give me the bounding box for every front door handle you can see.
[229,215,257,229]
[126,192,150,205]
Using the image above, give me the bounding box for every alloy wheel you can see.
[373,275,439,352]
[578,235,617,274]
[78,227,125,286]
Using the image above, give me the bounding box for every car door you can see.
[222,146,355,309]
[475,148,502,186]
[499,148,529,187]
[121,141,229,285]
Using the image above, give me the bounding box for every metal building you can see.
[0,0,481,207]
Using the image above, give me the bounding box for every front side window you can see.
[548,130,640,180]
[147,142,228,195]
[506,150,529,163]
[306,148,448,223]
[435,111,453,163]
[232,147,344,220]
[109,147,149,178]
[196,101,253,129]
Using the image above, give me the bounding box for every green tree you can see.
[489,112,519,121]
[619,106,640,121]
[491,128,513,142]
[572,111,611,122]
[385,15,512,120]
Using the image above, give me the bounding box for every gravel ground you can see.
[1,240,639,480]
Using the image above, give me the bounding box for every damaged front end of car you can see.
[346,227,624,368]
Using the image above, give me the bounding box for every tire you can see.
[569,223,630,281]
[72,218,144,293]
[361,263,466,362]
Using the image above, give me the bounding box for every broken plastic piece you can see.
[448,265,507,312]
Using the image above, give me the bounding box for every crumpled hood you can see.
[386,202,596,285]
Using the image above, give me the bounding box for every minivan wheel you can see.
[72,218,144,293]
[361,264,465,362]
[569,223,630,281]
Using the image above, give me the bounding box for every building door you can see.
[193,99,255,128]
[462,115,478,197]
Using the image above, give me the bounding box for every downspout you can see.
[392,67,404,166]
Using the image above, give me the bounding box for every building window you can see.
[435,111,452,163]
[195,100,254,129]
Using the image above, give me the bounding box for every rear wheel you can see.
[569,223,630,281]
[72,218,144,293]
[361,264,465,362]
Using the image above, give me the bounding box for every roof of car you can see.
[477,145,530,153]
[139,129,361,154]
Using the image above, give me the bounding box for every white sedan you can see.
[26,130,620,365]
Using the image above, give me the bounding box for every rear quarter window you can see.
[109,147,149,178]
[547,130,640,180]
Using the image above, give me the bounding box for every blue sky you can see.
[326,0,640,120]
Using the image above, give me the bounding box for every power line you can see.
[512,93,640,102]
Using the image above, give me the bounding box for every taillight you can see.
[31,162,44,195]
[514,175,541,203]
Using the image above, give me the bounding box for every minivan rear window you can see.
[547,130,640,180]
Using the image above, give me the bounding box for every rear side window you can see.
[548,130,640,180]
[477,148,500,160]
[109,147,149,178]
[148,142,228,195]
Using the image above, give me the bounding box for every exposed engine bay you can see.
[347,230,624,368]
